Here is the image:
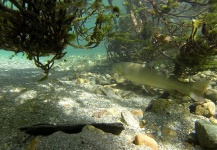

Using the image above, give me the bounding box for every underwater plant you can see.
[106,0,217,76]
[174,1,217,76]
[0,0,119,75]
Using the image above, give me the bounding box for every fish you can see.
[112,62,209,101]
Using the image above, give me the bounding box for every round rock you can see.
[195,120,217,148]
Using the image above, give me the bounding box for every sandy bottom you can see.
[0,54,206,149]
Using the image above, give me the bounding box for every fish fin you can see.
[190,80,209,102]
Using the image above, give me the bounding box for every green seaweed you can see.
[0,0,118,76]
[107,0,217,77]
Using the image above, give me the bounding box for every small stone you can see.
[195,100,215,117]
[161,127,177,141]
[209,117,217,125]
[182,96,191,101]
[85,125,106,135]
[130,109,144,118]
[94,88,104,95]
[182,78,189,82]
[121,110,140,128]
[113,73,125,83]
[77,78,87,84]
[191,75,201,82]
[183,142,194,150]
[105,74,111,79]
[205,89,217,103]
[28,136,40,150]
[199,73,206,78]
[95,76,111,85]
[195,120,217,148]
[99,87,117,98]
[140,120,147,128]
[92,110,108,118]
[203,70,212,75]
[187,133,199,145]
[134,133,158,150]
[150,98,176,113]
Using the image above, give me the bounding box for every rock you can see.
[134,133,158,150]
[92,110,109,118]
[161,127,177,141]
[149,98,177,113]
[105,74,111,79]
[209,117,217,125]
[76,78,87,84]
[195,120,217,148]
[205,89,217,103]
[94,87,104,95]
[113,73,125,83]
[191,75,201,82]
[183,142,194,150]
[199,73,206,78]
[182,96,191,101]
[130,109,144,118]
[187,133,199,145]
[121,110,140,128]
[28,136,40,150]
[99,87,117,97]
[92,109,119,118]
[195,100,215,117]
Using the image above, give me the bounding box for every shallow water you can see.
[0,0,215,149]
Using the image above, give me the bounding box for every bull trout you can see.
[112,62,209,101]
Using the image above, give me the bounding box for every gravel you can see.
[0,54,215,149]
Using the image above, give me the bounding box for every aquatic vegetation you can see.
[0,0,118,74]
[107,0,217,76]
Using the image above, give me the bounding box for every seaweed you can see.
[106,0,217,77]
[0,0,118,75]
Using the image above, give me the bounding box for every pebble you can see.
[134,133,158,150]
[149,98,176,113]
[98,87,117,98]
[195,100,216,117]
[191,75,201,82]
[28,136,40,150]
[199,73,206,78]
[113,73,125,83]
[130,109,144,118]
[95,76,111,85]
[209,117,217,125]
[105,74,111,79]
[92,108,119,118]
[121,110,140,128]
[187,133,199,145]
[205,89,217,103]
[161,127,177,141]
[76,78,87,84]
[195,120,217,148]
[181,96,191,101]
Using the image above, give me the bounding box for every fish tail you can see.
[189,80,210,101]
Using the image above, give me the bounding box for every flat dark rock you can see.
[19,123,124,136]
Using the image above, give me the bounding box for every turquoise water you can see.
[0,0,124,59]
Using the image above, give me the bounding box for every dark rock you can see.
[195,120,217,148]
[20,123,124,136]
[189,103,197,113]
[187,133,199,145]
[205,89,217,103]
